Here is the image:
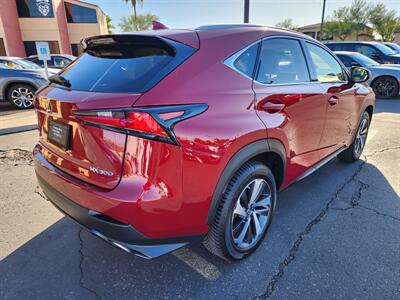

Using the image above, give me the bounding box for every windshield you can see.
[374,43,397,55]
[353,53,379,67]
[60,44,174,93]
[15,59,41,69]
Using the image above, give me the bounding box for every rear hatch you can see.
[35,33,198,190]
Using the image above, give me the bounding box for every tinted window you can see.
[256,38,310,84]
[0,38,6,56]
[336,55,355,68]
[306,43,345,83]
[24,41,60,57]
[354,45,380,57]
[60,43,175,93]
[16,0,54,17]
[71,44,84,57]
[53,57,71,68]
[233,43,259,78]
[328,44,354,51]
[65,3,97,23]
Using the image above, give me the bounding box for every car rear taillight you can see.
[73,104,208,145]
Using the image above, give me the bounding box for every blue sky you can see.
[84,0,400,31]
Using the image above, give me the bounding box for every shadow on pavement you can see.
[0,160,399,299]
[374,97,400,114]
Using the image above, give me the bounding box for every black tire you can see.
[338,111,370,162]
[372,76,399,99]
[7,84,36,109]
[204,161,276,261]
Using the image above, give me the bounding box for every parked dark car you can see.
[25,54,76,69]
[334,51,400,98]
[0,65,47,109]
[326,41,400,64]
[34,25,375,261]
[383,42,400,54]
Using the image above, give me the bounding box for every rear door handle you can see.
[328,96,339,105]
[261,102,285,113]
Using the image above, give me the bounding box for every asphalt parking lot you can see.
[0,98,399,299]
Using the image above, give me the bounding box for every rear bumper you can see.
[34,146,204,259]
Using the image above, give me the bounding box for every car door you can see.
[354,44,383,63]
[304,42,360,158]
[252,37,328,184]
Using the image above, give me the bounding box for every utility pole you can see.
[319,0,327,41]
[244,0,250,23]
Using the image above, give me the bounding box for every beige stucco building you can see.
[298,23,374,42]
[0,0,108,57]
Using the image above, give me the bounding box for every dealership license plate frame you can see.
[48,120,71,150]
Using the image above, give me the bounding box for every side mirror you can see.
[350,66,370,83]
[351,62,361,67]
[370,53,380,60]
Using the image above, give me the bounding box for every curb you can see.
[0,125,37,136]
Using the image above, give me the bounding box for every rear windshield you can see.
[59,38,176,93]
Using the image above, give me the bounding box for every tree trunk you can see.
[132,0,137,31]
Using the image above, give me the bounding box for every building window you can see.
[24,41,60,57]
[65,3,97,23]
[16,0,54,18]
[71,44,84,57]
[0,38,6,56]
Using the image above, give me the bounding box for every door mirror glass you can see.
[350,66,370,83]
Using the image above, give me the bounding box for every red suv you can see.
[34,25,375,261]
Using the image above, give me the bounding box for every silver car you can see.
[0,65,48,109]
[334,51,400,99]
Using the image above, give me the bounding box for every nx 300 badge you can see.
[89,166,114,177]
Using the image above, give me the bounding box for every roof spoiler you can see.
[80,34,176,56]
[153,21,168,30]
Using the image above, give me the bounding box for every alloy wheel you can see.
[231,178,272,251]
[374,78,396,98]
[11,88,34,108]
[354,118,369,156]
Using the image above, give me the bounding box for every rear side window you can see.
[59,36,195,93]
[326,44,353,51]
[336,55,355,68]
[256,38,310,84]
[354,44,380,57]
[233,43,259,78]
[306,42,345,83]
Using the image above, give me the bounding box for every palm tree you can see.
[122,0,144,31]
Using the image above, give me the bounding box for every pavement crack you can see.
[0,148,33,166]
[78,228,102,299]
[34,186,47,200]
[365,146,400,157]
[253,159,366,300]
[357,204,400,223]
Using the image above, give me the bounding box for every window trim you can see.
[254,36,313,86]
[304,40,349,84]
[223,40,261,81]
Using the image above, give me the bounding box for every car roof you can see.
[333,51,358,55]
[0,56,23,60]
[326,41,381,46]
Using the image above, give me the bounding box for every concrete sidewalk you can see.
[0,105,37,135]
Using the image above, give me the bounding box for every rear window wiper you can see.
[49,74,71,88]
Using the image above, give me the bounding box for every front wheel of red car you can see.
[204,161,276,261]
[338,111,370,162]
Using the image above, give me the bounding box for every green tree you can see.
[369,3,400,41]
[324,7,353,41]
[119,13,159,32]
[346,0,371,39]
[106,15,115,34]
[275,18,298,31]
[122,0,144,31]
